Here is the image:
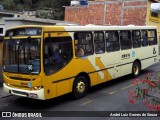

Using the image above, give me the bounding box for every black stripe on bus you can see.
[116,55,157,67]
[52,67,114,83]
[52,76,76,83]
[140,55,157,61]
[52,55,157,83]
[116,62,133,67]
[88,66,114,74]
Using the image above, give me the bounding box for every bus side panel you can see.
[56,78,73,97]
[102,52,121,79]
[140,45,158,70]
[148,45,159,67]
[75,57,99,86]
[42,76,57,100]
[89,72,100,86]
[120,49,133,77]
[87,55,113,85]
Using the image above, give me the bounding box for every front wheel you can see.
[132,61,141,77]
[72,76,89,99]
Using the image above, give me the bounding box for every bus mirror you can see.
[9,36,12,40]
[75,40,78,44]
[48,33,51,37]
[28,36,31,40]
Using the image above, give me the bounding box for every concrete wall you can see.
[0,14,13,23]
[65,0,147,26]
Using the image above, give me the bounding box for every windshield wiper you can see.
[17,40,20,72]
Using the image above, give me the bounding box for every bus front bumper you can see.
[3,83,45,100]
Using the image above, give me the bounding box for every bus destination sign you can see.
[6,28,42,37]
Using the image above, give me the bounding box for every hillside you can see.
[0,0,71,20]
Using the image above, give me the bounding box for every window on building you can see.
[94,32,105,54]
[120,31,132,50]
[74,32,94,57]
[151,11,158,18]
[132,30,141,48]
[141,30,148,47]
[106,31,120,52]
[150,3,160,18]
[0,28,3,34]
[148,30,157,45]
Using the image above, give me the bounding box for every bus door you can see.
[140,30,150,69]
[105,51,121,79]
[43,32,73,98]
[119,31,133,76]
[105,31,121,79]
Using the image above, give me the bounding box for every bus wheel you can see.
[72,76,89,99]
[132,61,141,77]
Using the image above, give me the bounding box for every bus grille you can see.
[12,90,28,96]
[10,77,31,81]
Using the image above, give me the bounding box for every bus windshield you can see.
[3,38,40,74]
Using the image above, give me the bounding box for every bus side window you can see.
[94,32,105,54]
[132,30,141,48]
[148,30,157,46]
[74,32,94,57]
[106,31,120,52]
[141,30,148,47]
[44,36,73,75]
[120,31,132,50]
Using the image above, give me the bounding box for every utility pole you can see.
[121,0,124,25]
[103,0,107,25]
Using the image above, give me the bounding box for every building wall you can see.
[4,20,23,30]
[65,0,148,26]
[0,14,13,23]
[65,4,105,25]
[122,1,147,25]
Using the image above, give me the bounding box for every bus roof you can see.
[6,25,157,32]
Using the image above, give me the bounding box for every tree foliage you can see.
[0,0,71,20]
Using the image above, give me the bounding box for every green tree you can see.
[0,0,15,10]
[0,0,71,20]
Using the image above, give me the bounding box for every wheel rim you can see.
[76,81,86,93]
[134,64,139,75]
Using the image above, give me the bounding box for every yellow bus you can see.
[3,25,159,100]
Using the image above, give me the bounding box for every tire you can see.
[132,61,141,77]
[72,76,89,99]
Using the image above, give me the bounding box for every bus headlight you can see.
[4,82,10,86]
[33,86,41,90]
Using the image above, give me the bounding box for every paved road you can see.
[0,62,160,120]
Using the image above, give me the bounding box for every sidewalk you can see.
[0,66,11,98]
[0,66,2,87]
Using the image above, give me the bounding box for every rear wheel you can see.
[132,61,141,77]
[72,76,89,99]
